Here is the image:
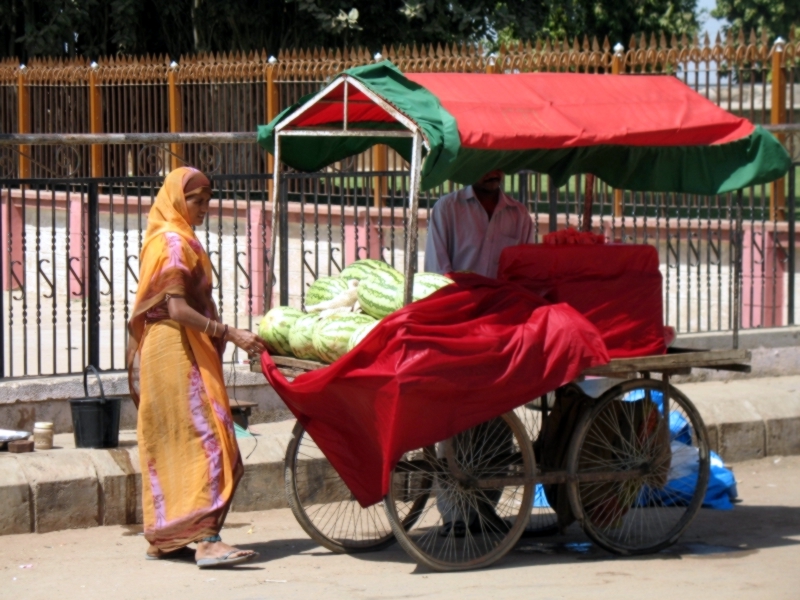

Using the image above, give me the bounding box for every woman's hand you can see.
[227,327,268,356]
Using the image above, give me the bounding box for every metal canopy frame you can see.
[266,74,428,310]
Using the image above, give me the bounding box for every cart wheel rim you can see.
[384,411,535,571]
[566,379,710,555]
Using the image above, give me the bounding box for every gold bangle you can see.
[204,318,211,334]
[213,321,218,337]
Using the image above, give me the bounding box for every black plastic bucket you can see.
[69,366,122,449]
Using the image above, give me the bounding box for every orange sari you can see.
[127,167,242,551]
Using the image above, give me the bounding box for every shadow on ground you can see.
[231,503,800,572]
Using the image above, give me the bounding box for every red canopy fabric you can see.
[498,244,667,358]
[405,72,754,150]
[260,274,609,507]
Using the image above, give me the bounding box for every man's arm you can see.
[424,201,454,275]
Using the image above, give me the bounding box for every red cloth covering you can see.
[498,245,667,359]
[261,274,609,507]
[543,227,606,245]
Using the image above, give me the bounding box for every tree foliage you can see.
[0,0,701,61]
[711,0,799,41]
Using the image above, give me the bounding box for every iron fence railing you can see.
[1,165,797,379]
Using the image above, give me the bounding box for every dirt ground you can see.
[2,455,799,600]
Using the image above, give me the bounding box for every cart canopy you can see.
[257,61,790,194]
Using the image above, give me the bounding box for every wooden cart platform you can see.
[251,347,751,379]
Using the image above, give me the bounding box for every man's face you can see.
[473,170,503,194]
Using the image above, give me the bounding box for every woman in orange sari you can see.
[127,167,266,568]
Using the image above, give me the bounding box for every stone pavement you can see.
[1,375,799,537]
[2,456,799,600]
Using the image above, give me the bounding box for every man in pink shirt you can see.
[425,170,533,278]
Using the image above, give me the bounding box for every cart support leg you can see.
[661,372,670,425]
[266,133,281,311]
[403,131,423,306]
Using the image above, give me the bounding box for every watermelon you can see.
[289,313,322,360]
[312,314,377,363]
[339,258,393,283]
[357,267,405,319]
[257,306,303,356]
[412,272,453,302]
[347,320,379,352]
[305,276,349,308]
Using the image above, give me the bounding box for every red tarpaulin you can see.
[498,244,667,358]
[404,72,754,150]
[261,274,609,507]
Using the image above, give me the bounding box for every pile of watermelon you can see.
[257,259,453,364]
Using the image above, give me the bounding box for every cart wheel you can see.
[566,379,710,555]
[284,421,431,553]
[515,399,559,536]
[384,411,535,571]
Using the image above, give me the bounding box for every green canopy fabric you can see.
[257,61,790,194]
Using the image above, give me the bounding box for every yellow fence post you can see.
[89,62,103,177]
[168,61,182,171]
[17,64,30,178]
[770,37,787,221]
[372,52,387,208]
[611,43,625,218]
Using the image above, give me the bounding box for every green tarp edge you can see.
[442,126,790,194]
[257,61,790,194]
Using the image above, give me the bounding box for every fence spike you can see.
[639,33,647,49]
[591,36,599,52]
[627,34,636,50]
[714,31,721,46]
[703,31,710,48]
[335,47,342,60]
[748,28,757,45]
[659,32,667,49]
[649,32,657,49]
[582,35,590,51]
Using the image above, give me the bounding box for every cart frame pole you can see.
[266,132,282,311]
[403,131,424,306]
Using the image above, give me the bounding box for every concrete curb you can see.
[0,376,798,537]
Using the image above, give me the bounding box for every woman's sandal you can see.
[196,550,257,569]
[194,534,258,569]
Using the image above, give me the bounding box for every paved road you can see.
[2,456,799,600]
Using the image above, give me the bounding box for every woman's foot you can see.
[195,540,257,569]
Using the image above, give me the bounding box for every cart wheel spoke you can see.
[383,411,535,571]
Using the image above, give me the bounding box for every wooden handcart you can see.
[254,348,749,570]
[252,62,788,570]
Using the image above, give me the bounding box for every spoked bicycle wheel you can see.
[384,411,535,571]
[566,379,710,555]
[516,396,559,536]
[284,421,431,553]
